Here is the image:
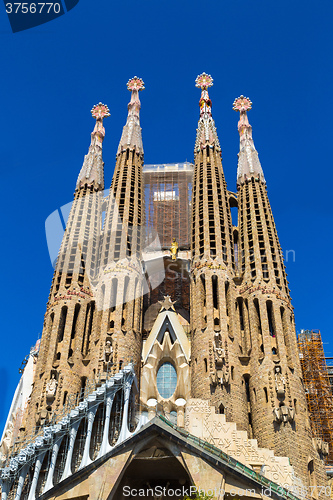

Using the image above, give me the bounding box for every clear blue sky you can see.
[0,0,332,432]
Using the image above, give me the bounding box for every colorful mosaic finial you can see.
[195,72,213,89]
[194,72,220,151]
[91,102,111,120]
[127,77,145,92]
[196,73,213,118]
[233,95,252,113]
[233,95,252,133]
[233,96,265,185]
[76,103,110,191]
[90,103,110,149]
[117,77,144,156]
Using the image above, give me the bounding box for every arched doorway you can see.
[111,441,191,499]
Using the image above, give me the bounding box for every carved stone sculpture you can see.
[213,333,225,368]
[313,438,329,456]
[46,374,58,402]
[0,421,14,456]
[210,333,229,386]
[100,339,113,370]
[170,238,178,260]
[273,405,294,423]
[274,366,285,398]
[210,371,218,386]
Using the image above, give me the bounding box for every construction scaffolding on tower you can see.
[297,329,333,465]
[143,162,193,250]
[142,162,193,329]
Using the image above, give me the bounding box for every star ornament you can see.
[127,76,145,91]
[233,95,252,112]
[91,102,111,120]
[195,72,213,89]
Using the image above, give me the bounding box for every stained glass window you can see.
[156,362,177,399]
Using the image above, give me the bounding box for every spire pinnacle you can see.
[233,95,265,185]
[194,72,220,152]
[196,72,213,118]
[76,103,110,191]
[117,77,144,156]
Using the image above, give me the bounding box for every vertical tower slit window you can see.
[57,306,68,343]
[81,302,95,356]
[237,298,245,331]
[68,304,80,359]
[266,301,275,337]
[254,298,264,355]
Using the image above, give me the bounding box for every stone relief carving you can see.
[35,408,51,427]
[273,405,294,423]
[46,374,58,403]
[100,339,113,369]
[210,333,229,387]
[274,366,285,398]
[185,398,295,489]
[0,421,14,460]
[213,333,225,366]
[313,437,329,456]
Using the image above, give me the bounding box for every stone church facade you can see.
[0,75,329,499]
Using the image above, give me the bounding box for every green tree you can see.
[180,493,213,500]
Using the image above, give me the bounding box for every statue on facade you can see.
[170,238,178,260]
[274,366,285,398]
[213,333,225,367]
[0,421,14,457]
[273,405,294,424]
[46,374,58,402]
[100,339,113,368]
[210,371,218,386]
[211,333,229,386]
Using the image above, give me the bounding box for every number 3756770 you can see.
[5,3,61,14]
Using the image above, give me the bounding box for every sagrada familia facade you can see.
[0,74,329,499]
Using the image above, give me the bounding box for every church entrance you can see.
[110,444,192,499]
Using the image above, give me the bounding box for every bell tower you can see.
[190,74,248,431]
[23,103,110,434]
[96,77,146,381]
[233,95,327,486]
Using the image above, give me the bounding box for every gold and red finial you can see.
[91,102,110,120]
[127,77,145,92]
[233,95,252,113]
[195,72,213,90]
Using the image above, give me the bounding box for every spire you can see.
[233,95,265,185]
[194,72,221,153]
[76,102,110,191]
[117,76,145,156]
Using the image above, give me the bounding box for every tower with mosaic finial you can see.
[22,103,110,435]
[96,77,146,381]
[233,95,328,487]
[190,73,249,431]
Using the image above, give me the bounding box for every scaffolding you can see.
[325,357,333,395]
[143,162,193,250]
[297,329,333,464]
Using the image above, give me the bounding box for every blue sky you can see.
[0,0,332,432]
